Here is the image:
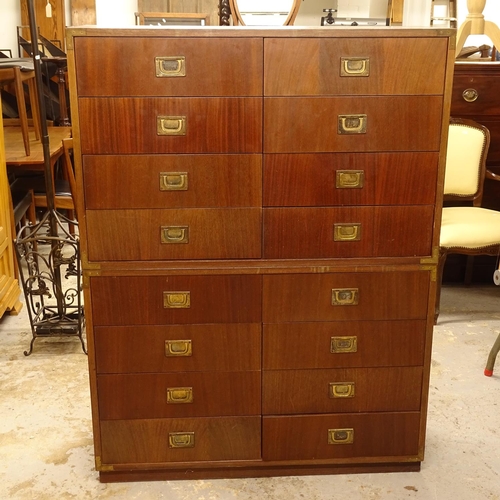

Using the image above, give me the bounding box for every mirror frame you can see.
[229,0,302,26]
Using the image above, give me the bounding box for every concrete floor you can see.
[0,284,499,500]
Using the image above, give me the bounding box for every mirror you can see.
[229,0,301,26]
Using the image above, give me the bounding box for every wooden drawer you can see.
[91,275,262,326]
[83,154,262,209]
[75,37,263,97]
[264,37,448,96]
[95,324,261,374]
[262,412,420,461]
[262,367,422,415]
[98,371,261,419]
[263,152,438,207]
[263,206,434,259]
[263,320,426,369]
[101,416,261,464]
[451,74,500,117]
[263,272,429,323]
[79,97,262,154]
[86,208,261,261]
[264,96,443,153]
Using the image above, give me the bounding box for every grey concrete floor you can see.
[0,284,499,500]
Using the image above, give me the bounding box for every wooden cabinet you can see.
[451,62,500,210]
[67,26,455,482]
[0,108,22,318]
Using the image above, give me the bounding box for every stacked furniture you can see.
[67,26,455,482]
[0,102,22,318]
[451,61,500,210]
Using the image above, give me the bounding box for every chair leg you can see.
[434,249,448,325]
[13,67,30,156]
[464,255,475,285]
[27,190,37,253]
[67,209,75,236]
[27,77,41,141]
[484,332,500,376]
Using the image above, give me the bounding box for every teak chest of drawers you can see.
[67,26,455,482]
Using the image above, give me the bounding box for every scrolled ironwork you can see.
[15,210,86,356]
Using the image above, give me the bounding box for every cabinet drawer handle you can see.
[163,291,191,309]
[331,336,358,353]
[157,116,187,136]
[168,432,195,448]
[160,172,188,191]
[161,226,189,244]
[329,382,355,399]
[332,288,359,306]
[167,387,194,404]
[328,428,354,445]
[340,57,370,76]
[155,56,186,77]
[336,170,364,189]
[165,340,192,357]
[338,114,367,135]
[462,88,479,102]
[334,223,361,241]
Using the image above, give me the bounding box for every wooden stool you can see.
[0,61,41,156]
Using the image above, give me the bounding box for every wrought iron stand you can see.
[15,0,85,356]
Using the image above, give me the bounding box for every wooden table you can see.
[4,125,71,165]
[0,65,41,156]
[4,125,72,202]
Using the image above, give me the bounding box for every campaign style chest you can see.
[67,26,455,482]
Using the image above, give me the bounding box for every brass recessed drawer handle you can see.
[155,56,186,77]
[165,340,192,357]
[163,291,191,309]
[157,116,187,136]
[331,336,358,353]
[338,114,367,135]
[328,428,354,445]
[332,288,359,306]
[161,226,189,244]
[168,432,195,448]
[334,223,361,241]
[160,172,188,191]
[336,170,364,189]
[340,57,370,77]
[329,382,355,399]
[462,88,479,102]
[167,387,194,404]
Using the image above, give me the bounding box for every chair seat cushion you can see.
[12,176,72,197]
[440,206,500,249]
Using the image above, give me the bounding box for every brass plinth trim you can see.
[328,428,354,445]
[155,56,186,77]
[332,288,359,306]
[340,57,370,77]
[161,226,189,244]
[160,172,188,191]
[462,88,478,102]
[169,432,195,448]
[165,340,192,357]
[95,456,114,472]
[336,170,365,189]
[338,114,367,135]
[167,387,194,404]
[334,223,361,242]
[329,382,355,398]
[163,291,191,309]
[421,246,439,265]
[331,336,358,353]
[157,116,186,136]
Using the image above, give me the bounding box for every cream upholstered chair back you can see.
[443,118,490,205]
